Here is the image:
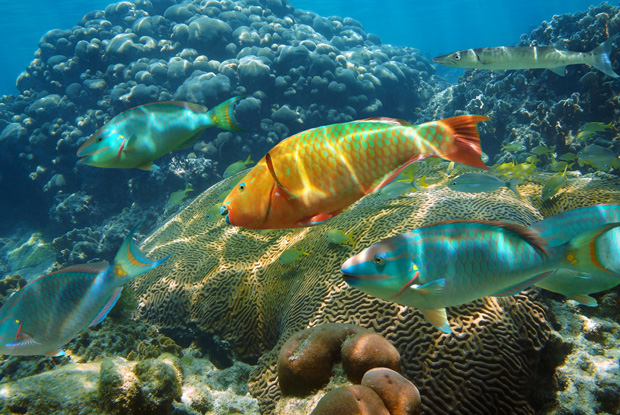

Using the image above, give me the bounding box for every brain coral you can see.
[134,162,620,414]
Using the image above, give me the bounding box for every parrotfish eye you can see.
[96,137,103,142]
[373,253,386,265]
[454,53,461,61]
[238,182,246,193]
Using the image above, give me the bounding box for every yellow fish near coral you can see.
[165,183,193,213]
[279,248,309,265]
[326,229,354,246]
[223,155,255,178]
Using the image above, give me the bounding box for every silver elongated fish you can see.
[432,35,619,78]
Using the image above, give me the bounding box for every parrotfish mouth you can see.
[220,206,231,224]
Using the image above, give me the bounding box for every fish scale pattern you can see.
[134,164,620,415]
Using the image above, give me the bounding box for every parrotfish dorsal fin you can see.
[88,287,123,328]
[24,261,109,289]
[354,117,412,126]
[154,101,209,113]
[423,220,550,256]
[265,152,298,199]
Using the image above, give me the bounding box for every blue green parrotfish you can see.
[77,96,245,170]
[0,225,170,356]
[341,219,620,333]
[530,204,620,306]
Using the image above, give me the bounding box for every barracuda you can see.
[432,35,619,78]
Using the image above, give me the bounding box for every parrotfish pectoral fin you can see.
[369,154,430,194]
[207,96,249,132]
[493,271,553,297]
[566,294,598,307]
[88,287,123,328]
[265,153,298,199]
[420,308,451,333]
[437,115,490,170]
[174,131,205,150]
[549,67,566,76]
[44,349,66,357]
[111,224,172,285]
[6,332,43,349]
[591,34,620,78]
[137,162,159,171]
[298,212,339,226]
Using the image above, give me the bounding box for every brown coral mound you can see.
[362,368,421,415]
[310,385,390,415]
[134,164,620,414]
[341,333,401,384]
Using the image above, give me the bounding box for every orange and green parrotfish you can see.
[221,115,490,229]
[432,35,619,78]
[0,225,170,356]
[77,96,245,170]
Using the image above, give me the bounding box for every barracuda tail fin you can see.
[591,34,619,78]
[564,222,620,276]
[439,115,491,170]
[207,96,248,131]
[111,224,171,285]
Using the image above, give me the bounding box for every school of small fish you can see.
[5,32,620,357]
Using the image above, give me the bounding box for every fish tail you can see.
[111,224,171,285]
[506,178,523,197]
[436,115,490,170]
[563,222,620,276]
[590,34,619,78]
[207,96,247,131]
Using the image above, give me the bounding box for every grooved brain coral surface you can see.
[134,163,620,415]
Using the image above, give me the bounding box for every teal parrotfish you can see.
[340,220,620,333]
[529,204,620,306]
[0,225,170,356]
[432,35,619,78]
[77,96,245,170]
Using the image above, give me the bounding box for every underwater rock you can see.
[341,332,401,384]
[4,232,56,281]
[362,368,422,415]
[310,385,390,415]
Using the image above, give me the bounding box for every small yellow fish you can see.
[165,183,193,212]
[542,166,569,200]
[205,203,225,223]
[530,145,554,156]
[580,121,613,132]
[326,229,354,246]
[575,130,595,142]
[578,144,620,171]
[511,162,537,179]
[549,159,573,172]
[373,175,427,201]
[491,161,516,177]
[278,248,309,265]
[525,155,540,164]
[223,155,254,178]
[558,152,578,162]
[501,142,526,153]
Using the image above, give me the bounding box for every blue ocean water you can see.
[0,0,604,97]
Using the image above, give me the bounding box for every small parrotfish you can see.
[541,167,569,200]
[530,204,620,306]
[222,115,489,229]
[165,183,193,213]
[326,229,355,246]
[279,248,309,265]
[501,142,526,153]
[530,145,555,156]
[432,35,619,78]
[0,225,170,356]
[223,155,255,178]
[448,173,522,197]
[77,96,245,170]
[341,219,620,333]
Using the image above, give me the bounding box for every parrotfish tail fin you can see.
[111,224,172,285]
[564,222,620,277]
[439,115,491,170]
[591,34,620,78]
[207,96,248,132]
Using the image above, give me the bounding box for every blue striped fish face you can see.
[341,234,420,301]
[0,316,21,349]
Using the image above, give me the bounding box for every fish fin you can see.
[111,223,171,285]
[346,231,355,247]
[23,261,110,289]
[44,349,66,357]
[298,212,338,226]
[493,271,553,296]
[565,222,620,276]
[122,134,139,153]
[435,115,490,170]
[174,131,205,150]
[207,96,248,131]
[590,34,620,78]
[266,152,298,199]
[88,287,123,328]
[115,138,126,161]
[155,101,209,113]
[6,332,43,349]
[566,294,598,307]
[506,179,523,197]
[369,155,431,193]
[137,162,159,171]
[549,67,566,76]
[493,69,506,74]
[355,117,412,126]
[419,308,451,333]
